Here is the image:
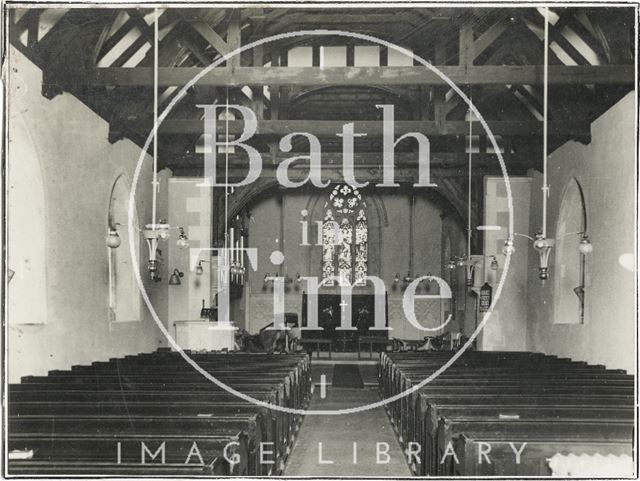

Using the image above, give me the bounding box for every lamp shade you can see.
[106,230,121,249]
[195,262,204,276]
[502,240,515,255]
[177,228,189,249]
[579,236,593,254]
[169,269,184,285]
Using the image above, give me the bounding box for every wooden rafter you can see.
[45,64,634,88]
[160,150,531,170]
[9,5,634,172]
[118,118,590,137]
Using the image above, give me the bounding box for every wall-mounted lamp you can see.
[579,234,593,254]
[106,217,122,249]
[143,219,189,281]
[489,256,499,271]
[106,229,121,249]
[195,260,208,276]
[264,272,279,285]
[176,228,190,249]
[393,273,401,284]
[169,268,184,285]
[448,255,480,286]
[502,239,516,256]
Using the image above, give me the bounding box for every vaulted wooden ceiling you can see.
[8,5,635,182]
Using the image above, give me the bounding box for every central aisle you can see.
[285,387,412,476]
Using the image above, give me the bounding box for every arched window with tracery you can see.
[322,184,368,286]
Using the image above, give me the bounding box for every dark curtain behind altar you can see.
[301,292,388,350]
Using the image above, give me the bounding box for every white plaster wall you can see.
[167,178,212,330]
[6,46,168,382]
[526,92,636,373]
[480,177,531,351]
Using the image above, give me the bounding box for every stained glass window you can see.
[322,184,368,286]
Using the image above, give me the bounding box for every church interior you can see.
[4,5,637,477]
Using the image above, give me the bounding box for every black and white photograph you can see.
[2,2,638,478]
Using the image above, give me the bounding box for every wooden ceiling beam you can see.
[119,118,588,137]
[49,64,634,87]
[472,18,511,60]
[168,165,522,179]
[564,13,608,61]
[190,20,232,56]
[161,150,528,169]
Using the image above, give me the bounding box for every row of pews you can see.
[381,351,634,476]
[8,350,311,476]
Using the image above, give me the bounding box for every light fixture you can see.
[394,273,401,283]
[195,261,205,276]
[464,94,474,287]
[490,256,499,271]
[106,216,122,249]
[177,228,189,249]
[579,234,593,255]
[403,271,414,283]
[447,260,456,270]
[506,230,591,281]
[141,14,190,282]
[503,239,515,256]
[296,273,301,283]
[169,268,184,285]
[143,220,189,281]
[533,232,555,281]
[535,7,552,283]
[106,229,121,249]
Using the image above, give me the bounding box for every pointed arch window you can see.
[322,184,368,286]
[108,175,141,323]
[554,178,587,324]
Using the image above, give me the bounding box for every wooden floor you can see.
[285,388,411,476]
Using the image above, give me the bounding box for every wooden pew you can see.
[9,414,267,475]
[380,351,634,477]
[8,350,311,476]
[398,371,633,447]
[9,435,246,475]
[9,389,287,464]
[412,393,634,476]
[391,366,631,443]
[443,420,633,476]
